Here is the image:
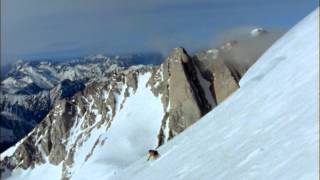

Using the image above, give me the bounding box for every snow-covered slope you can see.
[2,72,164,180]
[108,8,319,180]
[0,68,164,180]
[69,73,164,180]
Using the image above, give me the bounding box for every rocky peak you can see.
[168,47,190,64]
[192,40,260,104]
[153,47,212,146]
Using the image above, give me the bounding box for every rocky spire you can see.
[153,47,213,146]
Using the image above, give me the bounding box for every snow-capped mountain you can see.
[2,56,127,94]
[0,15,298,180]
[0,39,262,179]
[2,53,163,94]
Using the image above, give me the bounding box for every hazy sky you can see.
[1,0,317,64]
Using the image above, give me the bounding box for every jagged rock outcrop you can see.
[211,59,239,103]
[151,48,212,146]
[0,80,86,153]
[164,48,204,136]
[193,40,258,104]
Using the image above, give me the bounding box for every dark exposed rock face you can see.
[208,56,240,104]
[0,100,78,170]
[0,92,52,152]
[152,48,211,145]
[163,48,204,131]
[193,41,258,104]
[0,80,85,153]
[56,80,86,99]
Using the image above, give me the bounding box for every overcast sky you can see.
[1,0,317,64]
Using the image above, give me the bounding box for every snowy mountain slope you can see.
[69,72,164,180]
[2,71,165,180]
[0,23,286,179]
[0,55,206,180]
[108,8,319,180]
[0,56,126,153]
[0,67,163,180]
[0,43,259,179]
[0,53,163,153]
[0,25,279,155]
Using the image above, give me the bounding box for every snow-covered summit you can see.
[250,27,268,37]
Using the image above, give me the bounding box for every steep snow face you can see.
[69,73,164,179]
[109,8,319,180]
